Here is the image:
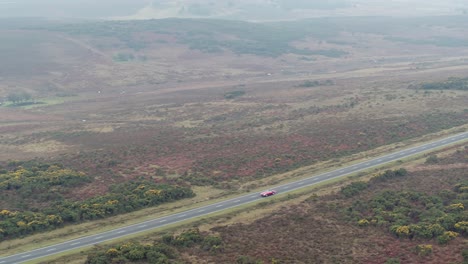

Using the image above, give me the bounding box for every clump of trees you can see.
[6,91,33,105]
[85,229,223,264]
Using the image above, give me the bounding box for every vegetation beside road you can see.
[0,162,194,240]
[85,229,222,264]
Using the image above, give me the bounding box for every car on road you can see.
[260,190,277,197]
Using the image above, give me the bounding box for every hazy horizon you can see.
[0,0,466,21]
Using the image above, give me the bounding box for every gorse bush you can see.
[0,162,90,191]
[0,163,195,240]
[85,229,223,264]
[340,181,368,197]
[349,180,467,244]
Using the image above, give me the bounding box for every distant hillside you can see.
[0,0,466,20]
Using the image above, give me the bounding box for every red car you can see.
[260,190,277,197]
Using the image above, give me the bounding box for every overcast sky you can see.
[0,0,466,19]
[0,0,149,17]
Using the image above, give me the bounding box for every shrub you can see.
[447,203,464,212]
[425,155,439,164]
[395,225,411,238]
[202,235,223,252]
[462,249,468,264]
[358,219,370,227]
[341,181,368,197]
[454,221,468,234]
[373,169,408,182]
[385,258,401,264]
[415,244,433,256]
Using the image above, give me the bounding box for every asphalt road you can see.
[1,132,467,264]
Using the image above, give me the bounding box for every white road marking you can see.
[235,200,241,202]
[159,219,167,223]
[138,225,147,228]
[95,236,103,240]
[117,230,126,234]
[20,255,31,258]
[46,248,56,252]
[179,214,186,217]
[198,209,205,212]
[216,204,223,208]
[71,242,80,246]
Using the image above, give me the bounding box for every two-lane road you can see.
[1,132,467,264]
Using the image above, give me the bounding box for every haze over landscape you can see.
[0,0,467,19]
[0,1,467,264]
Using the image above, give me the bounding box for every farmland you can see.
[0,15,467,262]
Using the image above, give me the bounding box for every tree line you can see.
[5,91,33,105]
